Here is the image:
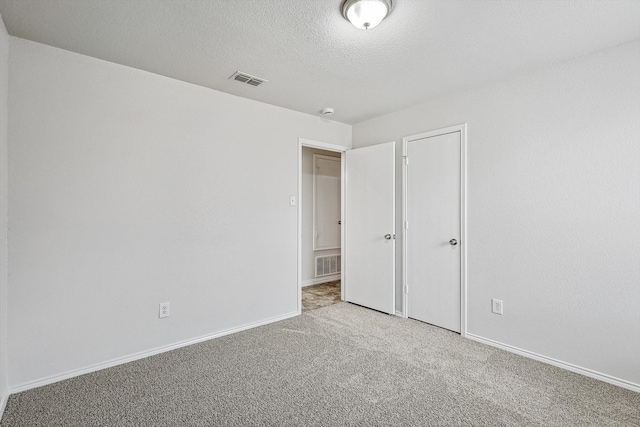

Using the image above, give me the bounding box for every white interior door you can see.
[345,142,395,314]
[406,130,461,332]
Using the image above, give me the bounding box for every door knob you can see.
[385,234,392,240]
[449,239,458,246]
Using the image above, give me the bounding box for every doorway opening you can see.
[301,147,341,312]
[297,138,396,316]
[297,139,348,313]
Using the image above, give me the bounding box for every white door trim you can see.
[401,124,467,336]
[297,138,348,314]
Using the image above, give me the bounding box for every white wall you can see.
[0,14,9,415]
[353,40,640,388]
[7,38,351,389]
[301,147,341,285]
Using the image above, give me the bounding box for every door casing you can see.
[401,124,468,336]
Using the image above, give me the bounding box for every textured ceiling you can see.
[0,0,639,124]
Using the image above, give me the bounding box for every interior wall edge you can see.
[0,11,10,422]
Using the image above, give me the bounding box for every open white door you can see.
[344,142,395,314]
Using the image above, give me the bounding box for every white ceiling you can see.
[0,0,639,124]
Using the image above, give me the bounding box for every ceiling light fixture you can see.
[342,0,392,30]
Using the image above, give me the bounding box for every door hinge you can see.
[404,221,409,230]
[403,156,409,165]
[404,285,408,294]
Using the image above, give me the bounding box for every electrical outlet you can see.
[491,299,503,315]
[159,302,170,318]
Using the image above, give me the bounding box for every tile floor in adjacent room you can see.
[301,280,341,312]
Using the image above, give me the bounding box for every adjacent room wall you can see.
[353,40,640,388]
[7,37,351,389]
[0,14,9,415]
[301,147,341,286]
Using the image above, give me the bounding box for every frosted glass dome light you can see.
[342,0,393,30]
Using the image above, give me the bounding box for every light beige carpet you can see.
[2,302,638,426]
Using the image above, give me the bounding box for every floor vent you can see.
[229,71,268,87]
[315,255,341,278]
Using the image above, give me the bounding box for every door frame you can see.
[297,138,348,314]
[401,124,468,336]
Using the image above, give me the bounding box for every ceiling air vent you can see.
[229,71,268,87]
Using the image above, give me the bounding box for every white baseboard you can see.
[9,311,299,395]
[302,274,340,287]
[465,333,640,393]
[0,393,7,422]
